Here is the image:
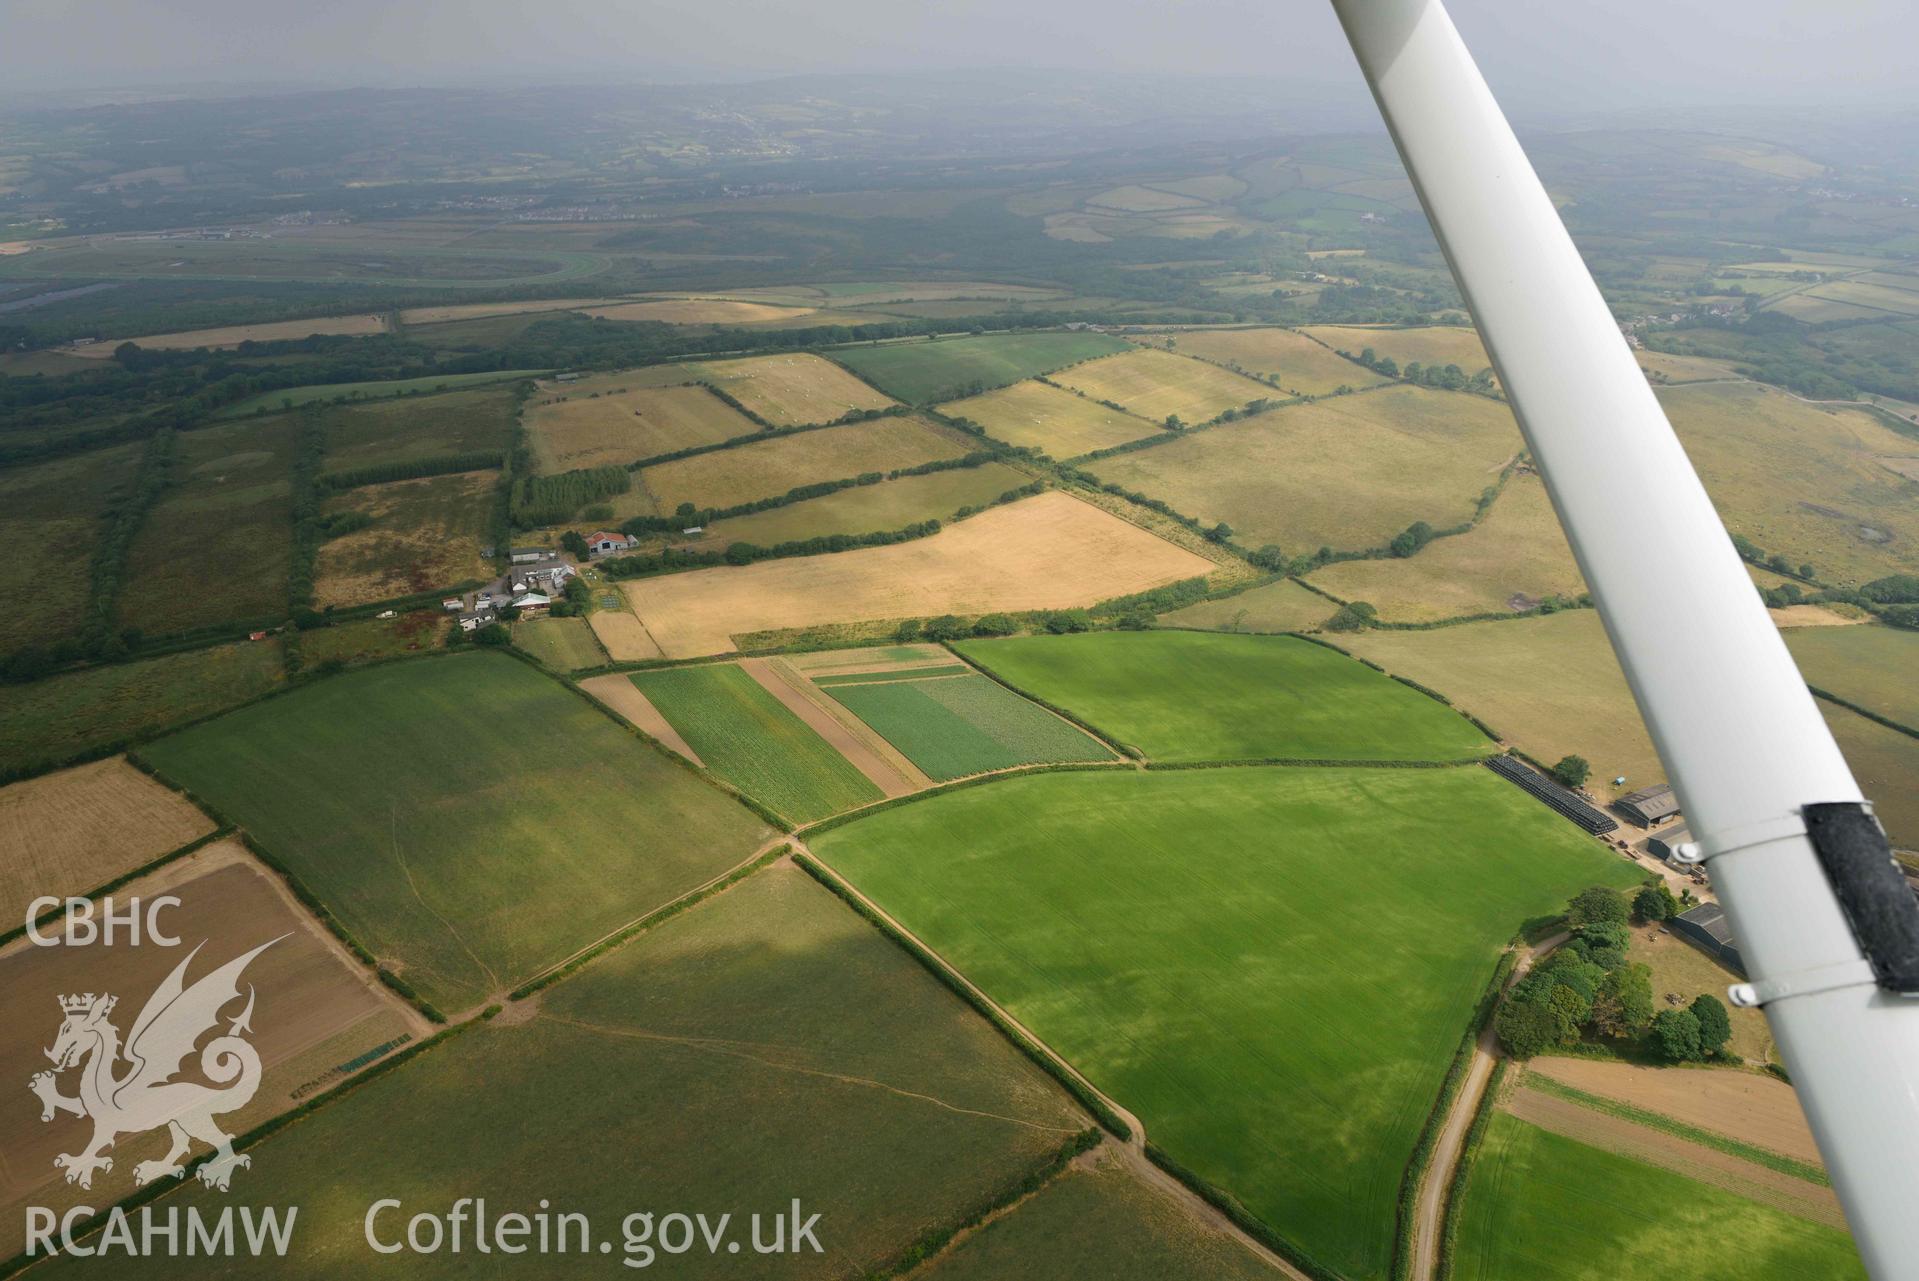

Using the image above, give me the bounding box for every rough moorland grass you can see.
[1164,327,1389,396]
[512,614,609,672]
[1784,624,1919,731]
[0,442,143,653]
[1306,473,1584,622]
[638,415,967,511]
[814,766,1641,1281]
[1341,611,1663,802]
[698,462,1028,548]
[314,469,496,608]
[1160,578,1337,634]
[826,673,1115,781]
[1659,381,1919,585]
[140,652,770,1013]
[938,379,1161,457]
[0,640,285,779]
[317,384,520,473]
[1091,385,1519,554]
[215,370,544,419]
[955,630,1493,762]
[1451,1113,1863,1281]
[1050,348,1277,424]
[630,663,881,822]
[26,865,1089,1281]
[920,1150,1283,1281]
[119,415,300,635]
[832,331,1128,403]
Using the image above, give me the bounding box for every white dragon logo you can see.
[28,937,282,1193]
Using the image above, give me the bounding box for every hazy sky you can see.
[4,0,1915,115]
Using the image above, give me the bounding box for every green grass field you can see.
[955,631,1493,762]
[0,639,285,777]
[1160,580,1338,634]
[1453,1113,1864,1281]
[815,766,1642,1281]
[631,663,882,821]
[830,332,1128,403]
[512,615,609,671]
[825,673,1114,780]
[1785,624,1919,729]
[1821,700,1919,849]
[30,864,1089,1281]
[922,1151,1282,1280]
[214,370,546,419]
[141,653,770,1012]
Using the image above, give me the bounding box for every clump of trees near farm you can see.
[1496,884,1731,1065]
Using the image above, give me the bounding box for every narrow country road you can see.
[1407,931,1568,1281]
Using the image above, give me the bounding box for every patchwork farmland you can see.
[940,378,1164,457]
[1050,348,1278,424]
[614,491,1217,658]
[814,765,1641,1280]
[139,653,772,1013]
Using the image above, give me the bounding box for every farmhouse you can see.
[1671,902,1744,975]
[1616,783,1680,827]
[584,530,635,556]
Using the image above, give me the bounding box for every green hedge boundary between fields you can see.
[1435,1059,1506,1281]
[1288,631,1507,744]
[795,761,1131,840]
[1807,685,1919,742]
[509,847,782,1000]
[1388,945,1519,1281]
[0,1016,482,1281]
[792,850,1134,1141]
[867,1128,1102,1278]
[940,643,1140,759]
[1142,1142,1343,1281]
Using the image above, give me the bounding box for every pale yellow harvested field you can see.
[686,353,896,425]
[638,415,967,511]
[620,492,1216,658]
[578,674,703,765]
[0,758,214,925]
[1049,348,1277,424]
[1095,384,1521,553]
[398,298,627,325]
[1305,472,1583,621]
[588,610,665,662]
[1152,328,1387,396]
[1086,184,1207,212]
[64,313,389,356]
[579,299,818,325]
[939,379,1161,457]
[1303,324,1491,372]
[1635,350,1743,384]
[526,384,757,472]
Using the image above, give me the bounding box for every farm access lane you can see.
[1406,931,1564,1281]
